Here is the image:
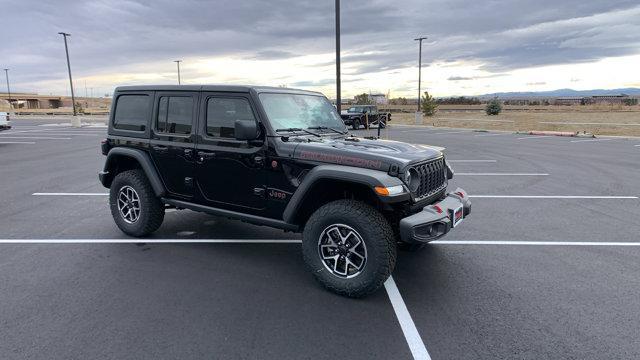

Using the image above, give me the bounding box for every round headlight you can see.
[404,168,420,192]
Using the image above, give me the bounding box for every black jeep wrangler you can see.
[99,85,470,298]
[340,104,391,130]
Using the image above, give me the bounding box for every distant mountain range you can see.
[477,88,640,99]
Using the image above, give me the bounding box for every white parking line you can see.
[474,132,511,137]
[455,173,548,176]
[569,138,614,143]
[9,131,103,136]
[385,276,432,360]
[0,141,36,144]
[432,240,640,246]
[447,160,497,163]
[517,135,553,140]
[2,238,640,246]
[469,195,637,199]
[33,192,108,196]
[635,145,640,147]
[0,136,72,140]
[0,239,302,243]
[426,130,471,135]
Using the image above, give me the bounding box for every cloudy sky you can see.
[2,0,640,98]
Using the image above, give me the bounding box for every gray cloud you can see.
[4,0,640,93]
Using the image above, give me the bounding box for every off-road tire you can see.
[302,199,397,298]
[352,119,360,130]
[109,169,164,237]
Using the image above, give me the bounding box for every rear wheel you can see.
[302,199,397,298]
[352,119,360,130]
[109,169,164,237]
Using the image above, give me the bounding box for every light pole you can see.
[414,36,428,115]
[58,32,77,117]
[174,60,182,85]
[335,0,341,113]
[3,68,10,109]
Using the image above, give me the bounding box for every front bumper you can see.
[399,187,471,244]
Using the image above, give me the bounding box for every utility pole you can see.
[3,68,10,109]
[414,36,428,124]
[335,0,341,113]
[174,60,182,85]
[58,32,77,117]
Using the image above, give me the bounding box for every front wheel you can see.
[352,119,360,130]
[302,199,397,298]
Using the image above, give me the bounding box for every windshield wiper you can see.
[307,126,348,135]
[275,128,321,137]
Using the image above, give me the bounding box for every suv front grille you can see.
[413,157,446,200]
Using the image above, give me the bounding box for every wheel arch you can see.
[100,147,166,197]
[282,165,404,226]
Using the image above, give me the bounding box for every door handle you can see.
[152,145,168,153]
[196,151,215,163]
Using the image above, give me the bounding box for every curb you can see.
[516,130,595,138]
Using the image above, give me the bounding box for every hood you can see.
[291,136,443,172]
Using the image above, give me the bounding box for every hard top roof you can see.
[114,84,323,96]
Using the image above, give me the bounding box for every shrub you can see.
[353,93,372,105]
[485,99,502,115]
[421,91,438,116]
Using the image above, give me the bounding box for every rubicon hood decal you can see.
[299,151,383,170]
[292,137,442,171]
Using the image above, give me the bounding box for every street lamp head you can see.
[58,32,71,36]
[414,36,428,41]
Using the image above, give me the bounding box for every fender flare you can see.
[100,147,166,197]
[282,164,405,224]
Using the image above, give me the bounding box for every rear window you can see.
[113,95,150,131]
[156,96,193,135]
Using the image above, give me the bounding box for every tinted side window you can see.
[206,97,255,138]
[156,96,193,135]
[113,95,149,131]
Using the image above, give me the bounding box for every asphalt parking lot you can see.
[1,117,640,359]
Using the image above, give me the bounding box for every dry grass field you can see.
[391,105,640,137]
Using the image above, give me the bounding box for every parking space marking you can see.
[635,144,640,147]
[447,160,497,163]
[0,239,303,243]
[0,141,36,144]
[569,138,614,143]
[517,135,553,140]
[455,173,548,176]
[426,130,471,135]
[0,136,72,140]
[2,239,640,247]
[474,132,511,137]
[469,195,637,199]
[385,276,432,360]
[432,240,640,246]
[33,192,108,196]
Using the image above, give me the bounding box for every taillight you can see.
[101,139,110,155]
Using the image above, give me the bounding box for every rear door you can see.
[149,91,199,199]
[194,93,267,213]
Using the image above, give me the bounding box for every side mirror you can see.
[234,120,259,141]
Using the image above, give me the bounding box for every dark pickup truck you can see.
[98,85,470,297]
[340,105,391,130]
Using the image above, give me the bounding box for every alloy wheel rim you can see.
[317,224,367,278]
[117,185,141,224]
